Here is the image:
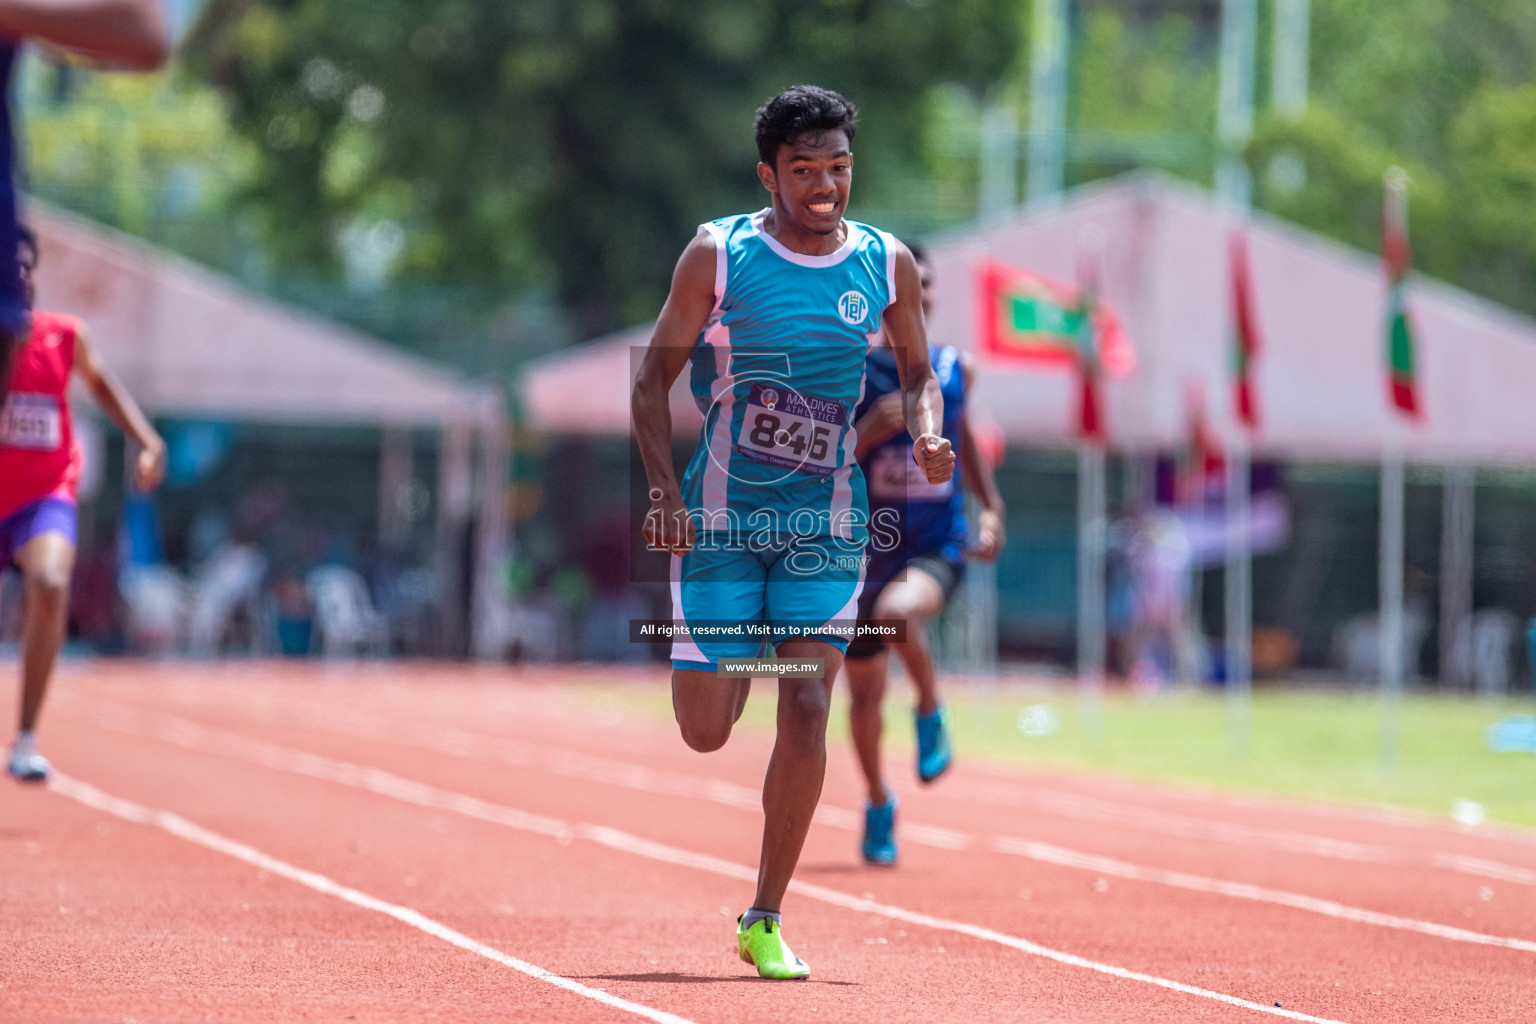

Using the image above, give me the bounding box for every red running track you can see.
[3,662,1534,1023]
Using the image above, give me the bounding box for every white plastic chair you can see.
[306,565,388,658]
[118,564,189,655]
[186,544,267,658]
[1470,609,1520,699]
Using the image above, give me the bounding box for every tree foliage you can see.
[1249,0,1536,316]
[185,0,1022,335]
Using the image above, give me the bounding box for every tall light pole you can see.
[1217,0,1258,753]
[1027,0,1069,204]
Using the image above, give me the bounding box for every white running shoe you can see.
[7,737,51,783]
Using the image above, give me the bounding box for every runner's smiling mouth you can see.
[808,201,837,215]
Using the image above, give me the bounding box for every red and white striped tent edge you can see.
[521,172,1536,466]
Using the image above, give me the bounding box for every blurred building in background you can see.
[519,173,1536,693]
[0,204,508,661]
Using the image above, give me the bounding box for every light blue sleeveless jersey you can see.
[680,209,897,544]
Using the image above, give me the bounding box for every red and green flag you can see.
[1383,171,1420,418]
[1229,230,1262,433]
[1074,250,1105,441]
[1180,382,1225,505]
[977,259,1133,440]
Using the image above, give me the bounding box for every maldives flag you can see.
[977,259,1132,440]
[977,261,1134,375]
[1383,172,1420,418]
[1229,230,1262,433]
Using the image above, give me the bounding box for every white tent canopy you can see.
[28,201,509,658]
[31,201,499,428]
[520,173,1536,465]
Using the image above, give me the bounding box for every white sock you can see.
[13,730,36,757]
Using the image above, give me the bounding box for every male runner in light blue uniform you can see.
[633,85,953,979]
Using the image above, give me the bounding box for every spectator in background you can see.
[1125,506,1192,693]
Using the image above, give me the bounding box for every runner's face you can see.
[918,259,934,320]
[760,129,853,236]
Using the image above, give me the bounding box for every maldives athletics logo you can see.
[838,290,869,326]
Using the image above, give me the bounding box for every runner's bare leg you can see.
[753,637,842,913]
[672,669,751,753]
[846,649,890,805]
[17,532,75,732]
[873,569,946,715]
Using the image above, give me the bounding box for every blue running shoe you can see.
[915,705,952,784]
[861,788,898,866]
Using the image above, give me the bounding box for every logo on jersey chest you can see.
[837,291,870,326]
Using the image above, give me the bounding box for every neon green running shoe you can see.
[736,914,810,980]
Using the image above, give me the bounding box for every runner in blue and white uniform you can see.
[844,242,1006,865]
[632,86,953,980]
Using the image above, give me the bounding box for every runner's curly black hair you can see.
[753,85,858,167]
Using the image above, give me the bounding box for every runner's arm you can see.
[72,322,165,490]
[852,392,903,460]
[0,0,168,68]
[631,233,717,554]
[958,353,1004,561]
[883,242,952,485]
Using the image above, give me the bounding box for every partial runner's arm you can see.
[957,352,1004,562]
[852,392,903,460]
[0,0,168,69]
[72,323,165,490]
[631,233,718,555]
[882,242,952,485]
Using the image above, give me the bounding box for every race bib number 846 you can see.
[735,383,845,476]
[0,393,63,451]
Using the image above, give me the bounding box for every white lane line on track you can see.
[71,708,1357,1022]
[955,780,1536,886]
[47,773,696,1024]
[85,699,1536,956]
[85,688,1536,886]
[88,698,975,852]
[991,837,1536,954]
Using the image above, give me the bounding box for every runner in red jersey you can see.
[1,228,164,782]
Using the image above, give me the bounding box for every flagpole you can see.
[1076,224,1107,743]
[1218,0,1258,754]
[1078,440,1106,742]
[1439,463,1475,691]
[1380,167,1415,767]
[1226,440,1252,754]
[1380,450,1405,766]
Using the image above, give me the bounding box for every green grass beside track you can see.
[585,679,1536,830]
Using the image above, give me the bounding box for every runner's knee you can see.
[845,666,886,710]
[874,586,935,627]
[25,569,69,608]
[675,702,734,752]
[780,680,831,750]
